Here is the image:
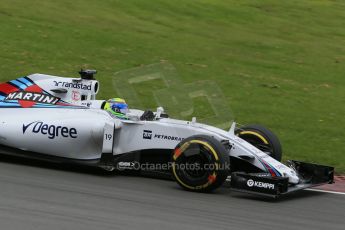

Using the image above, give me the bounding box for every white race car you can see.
[0,70,334,197]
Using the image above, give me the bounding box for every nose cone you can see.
[288,170,300,184]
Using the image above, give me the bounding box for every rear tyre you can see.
[236,124,282,161]
[171,135,230,192]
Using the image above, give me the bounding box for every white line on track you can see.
[307,188,345,195]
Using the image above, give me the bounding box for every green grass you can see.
[0,0,344,172]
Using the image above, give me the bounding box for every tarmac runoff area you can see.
[0,156,344,230]
[310,176,345,194]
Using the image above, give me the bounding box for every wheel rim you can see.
[184,145,209,178]
[176,143,215,181]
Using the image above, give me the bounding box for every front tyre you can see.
[236,124,282,161]
[171,135,230,192]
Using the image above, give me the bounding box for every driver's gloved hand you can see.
[140,110,155,121]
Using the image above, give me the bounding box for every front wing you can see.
[230,160,334,198]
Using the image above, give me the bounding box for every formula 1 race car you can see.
[0,70,334,197]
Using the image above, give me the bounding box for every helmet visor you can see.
[111,103,128,114]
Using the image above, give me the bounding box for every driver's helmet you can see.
[104,98,129,119]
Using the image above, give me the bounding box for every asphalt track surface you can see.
[0,156,344,230]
